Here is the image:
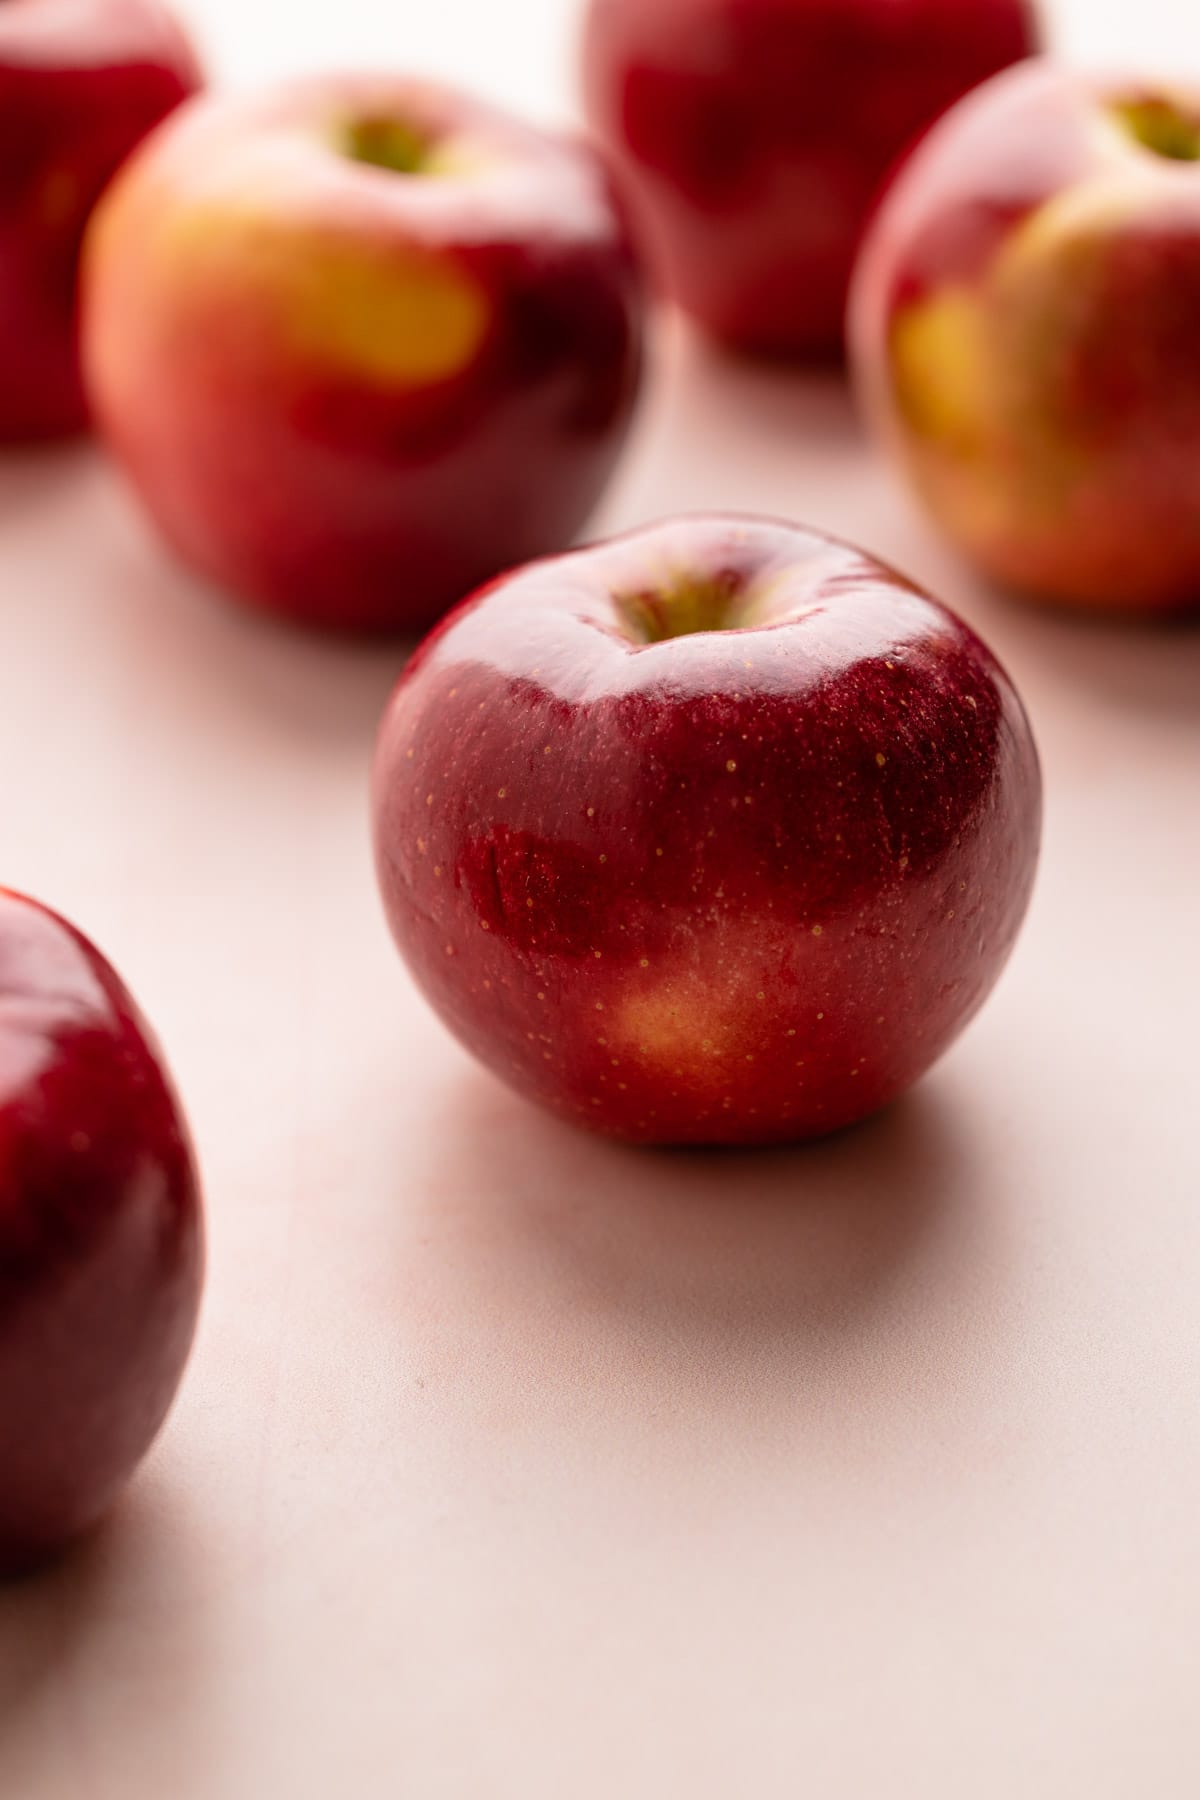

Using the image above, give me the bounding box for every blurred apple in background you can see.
[82,76,644,635]
[373,514,1041,1147]
[581,0,1039,359]
[851,61,1200,615]
[0,0,201,440]
[0,891,203,1575]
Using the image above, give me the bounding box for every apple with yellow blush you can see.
[82,77,644,634]
[851,60,1200,614]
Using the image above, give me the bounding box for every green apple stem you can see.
[615,572,749,642]
[1111,95,1200,162]
[342,116,433,174]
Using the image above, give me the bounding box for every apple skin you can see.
[0,0,201,441]
[372,515,1041,1147]
[82,77,645,636]
[0,891,203,1576]
[581,0,1038,358]
[851,61,1200,615]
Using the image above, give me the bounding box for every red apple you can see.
[372,515,1041,1146]
[0,0,201,441]
[82,76,645,635]
[851,61,1200,615]
[581,0,1038,358]
[0,891,202,1575]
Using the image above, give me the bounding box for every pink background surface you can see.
[2,3,1199,1794]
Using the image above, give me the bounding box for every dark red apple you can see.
[82,75,645,635]
[0,0,201,440]
[372,515,1042,1146]
[581,0,1039,357]
[0,891,202,1575]
[851,60,1200,614]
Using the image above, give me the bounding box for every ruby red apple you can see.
[0,0,201,440]
[82,75,645,635]
[372,514,1041,1146]
[581,0,1039,358]
[851,61,1200,614]
[0,891,202,1575]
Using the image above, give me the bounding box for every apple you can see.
[580,0,1039,359]
[372,514,1041,1146]
[850,61,1200,614]
[0,0,201,441]
[0,891,203,1575]
[82,76,645,636]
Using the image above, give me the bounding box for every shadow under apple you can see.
[96,478,411,755]
[0,1472,215,1758]
[409,1069,970,1354]
[0,441,95,531]
[594,308,873,538]
[992,593,1200,725]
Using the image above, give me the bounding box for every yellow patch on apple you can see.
[618,981,740,1069]
[286,243,491,386]
[160,201,492,389]
[890,287,993,455]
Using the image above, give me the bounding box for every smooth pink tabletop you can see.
[2,3,1198,1795]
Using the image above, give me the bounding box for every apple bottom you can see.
[613,151,859,360]
[885,271,1200,615]
[0,271,91,442]
[0,892,202,1576]
[900,450,1200,615]
[0,1221,195,1576]
[106,386,636,636]
[393,880,1017,1147]
[0,1163,197,1573]
[662,248,851,364]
